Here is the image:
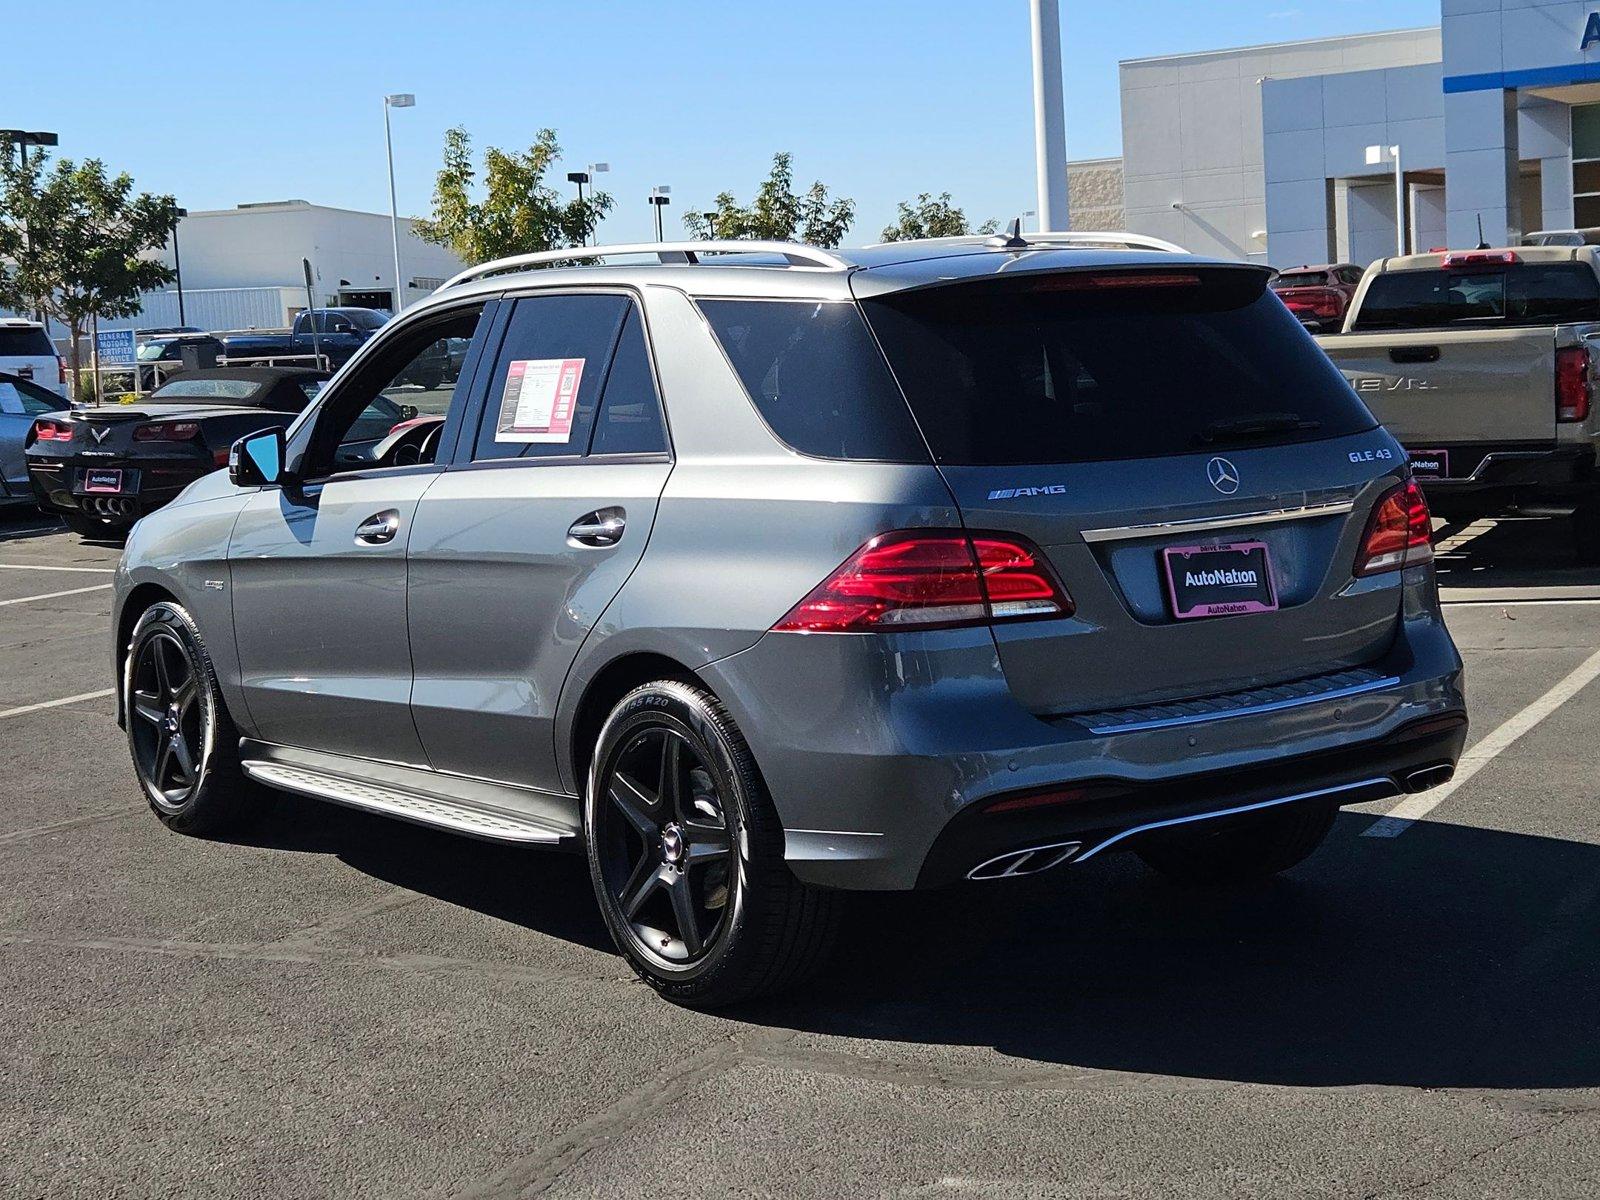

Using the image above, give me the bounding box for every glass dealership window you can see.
[1572,105,1600,228]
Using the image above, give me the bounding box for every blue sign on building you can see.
[95,328,135,366]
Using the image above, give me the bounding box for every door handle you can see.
[355,509,401,545]
[568,506,626,547]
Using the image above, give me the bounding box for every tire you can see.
[1135,801,1336,887]
[418,369,445,391]
[584,679,840,1007]
[1574,499,1600,565]
[124,601,262,836]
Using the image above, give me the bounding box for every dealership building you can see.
[1097,1,1600,268]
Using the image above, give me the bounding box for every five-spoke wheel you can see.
[128,628,204,811]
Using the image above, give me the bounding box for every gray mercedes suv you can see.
[112,233,1467,1006]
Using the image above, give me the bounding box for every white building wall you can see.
[1120,27,1442,264]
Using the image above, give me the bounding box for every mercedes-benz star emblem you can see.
[1206,456,1241,495]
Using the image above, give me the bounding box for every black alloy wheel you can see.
[128,626,206,811]
[593,722,736,967]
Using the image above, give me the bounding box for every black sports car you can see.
[26,367,336,536]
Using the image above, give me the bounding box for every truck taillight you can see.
[1354,479,1433,577]
[1556,345,1592,423]
[133,421,201,441]
[772,531,1073,633]
[31,419,72,442]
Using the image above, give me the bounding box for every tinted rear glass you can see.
[0,327,55,356]
[1274,272,1329,289]
[1352,263,1600,331]
[862,267,1375,466]
[698,300,928,462]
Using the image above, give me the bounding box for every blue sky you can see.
[6,0,1439,245]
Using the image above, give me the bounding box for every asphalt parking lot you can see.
[2,508,1598,1199]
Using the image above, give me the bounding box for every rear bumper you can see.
[698,577,1464,891]
[27,456,208,525]
[1413,443,1597,511]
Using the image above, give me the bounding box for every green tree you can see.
[683,152,855,247]
[878,192,998,242]
[414,126,612,264]
[0,141,177,382]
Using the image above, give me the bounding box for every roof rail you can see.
[863,230,1188,254]
[439,240,851,291]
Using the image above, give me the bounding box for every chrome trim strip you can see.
[1080,500,1355,544]
[1073,777,1394,863]
[1082,674,1401,735]
[968,840,1083,881]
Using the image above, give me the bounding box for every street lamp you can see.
[383,93,415,312]
[170,207,189,326]
[1366,143,1405,257]
[566,162,609,246]
[648,186,672,242]
[1,130,59,324]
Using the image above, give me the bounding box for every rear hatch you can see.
[858,263,1407,716]
[0,324,62,396]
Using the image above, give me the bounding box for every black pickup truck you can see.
[220,308,450,387]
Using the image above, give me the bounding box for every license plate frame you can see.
[1406,448,1450,479]
[79,468,124,495]
[1162,540,1279,621]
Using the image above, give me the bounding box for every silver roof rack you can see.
[439,239,851,291]
[863,229,1188,254]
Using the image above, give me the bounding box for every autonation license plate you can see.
[1406,448,1450,479]
[1162,541,1279,620]
[80,468,124,494]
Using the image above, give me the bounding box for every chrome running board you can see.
[241,760,572,845]
[1072,776,1395,863]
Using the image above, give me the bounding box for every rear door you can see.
[407,291,672,793]
[859,264,1406,716]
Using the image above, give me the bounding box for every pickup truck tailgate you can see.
[1317,329,1556,445]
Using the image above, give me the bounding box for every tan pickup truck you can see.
[1315,246,1600,560]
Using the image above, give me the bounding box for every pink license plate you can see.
[1162,540,1279,620]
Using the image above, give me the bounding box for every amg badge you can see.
[987,485,1067,500]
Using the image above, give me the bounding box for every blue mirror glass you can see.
[244,433,281,483]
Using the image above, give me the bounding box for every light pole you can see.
[566,162,609,245]
[1,129,59,323]
[1366,143,1405,257]
[170,207,188,326]
[648,186,672,242]
[383,93,415,312]
[1029,0,1070,233]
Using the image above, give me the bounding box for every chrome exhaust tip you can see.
[967,840,1082,881]
[1402,764,1454,794]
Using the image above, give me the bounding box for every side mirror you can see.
[229,427,286,488]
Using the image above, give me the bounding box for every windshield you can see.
[1353,263,1600,331]
[136,341,174,361]
[148,378,262,403]
[861,267,1376,466]
[342,309,389,330]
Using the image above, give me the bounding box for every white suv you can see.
[0,319,66,398]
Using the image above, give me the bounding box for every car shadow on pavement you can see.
[748,812,1600,1090]
[1433,513,1600,591]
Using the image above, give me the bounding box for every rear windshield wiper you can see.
[1199,413,1321,443]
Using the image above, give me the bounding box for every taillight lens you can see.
[1557,345,1591,423]
[772,530,1073,633]
[1354,479,1433,576]
[32,418,73,442]
[133,421,201,441]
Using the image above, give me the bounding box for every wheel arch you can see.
[564,651,704,797]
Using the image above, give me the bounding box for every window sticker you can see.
[494,357,585,443]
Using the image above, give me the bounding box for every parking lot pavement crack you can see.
[268,886,425,948]
[438,1036,748,1199]
[1359,1108,1593,1199]
[0,930,622,989]
[0,804,144,848]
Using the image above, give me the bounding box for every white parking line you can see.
[0,563,116,574]
[0,583,112,607]
[1364,645,1600,838]
[0,689,116,720]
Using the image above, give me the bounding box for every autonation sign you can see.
[1584,12,1600,50]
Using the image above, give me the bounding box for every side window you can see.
[589,308,668,456]
[472,293,629,461]
[300,304,487,479]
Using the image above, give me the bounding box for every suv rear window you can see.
[698,300,929,462]
[0,327,55,356]
[1352,263,1600,331]
[1274,271,1329,289]
[861,267,1374,466]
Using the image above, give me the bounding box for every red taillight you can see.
[1036,272,1201,292]
[772,530,1073,633]
[32,418,72,442]
[1354,479,1433,577]
[133,421,201,441]
[1557,345,1592,423]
